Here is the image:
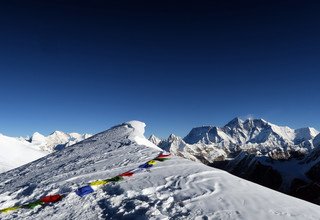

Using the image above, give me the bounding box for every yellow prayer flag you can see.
[147,160,157,165]
[89,180,109,186]
[0,206,19,213]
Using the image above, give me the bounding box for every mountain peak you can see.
[168,133,177,141]
[224,117,243,128]
[244,118,267,123]
[242,118,269,129]
[149,134,158,138]
[183,126,214,144]
[30,132,46,144]
[295,127,319,136]
[32,131,44,137]
[148,134,162,146]
[50,131,67,136]
[224,117,270,130]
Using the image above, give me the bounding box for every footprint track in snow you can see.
[157,171,221,205]
[135,171,223,218]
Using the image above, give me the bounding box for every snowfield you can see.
[0,131,91,173]
[0,134,47,173]
[0,121,320,219]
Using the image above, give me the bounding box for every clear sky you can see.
[0,0,319,138]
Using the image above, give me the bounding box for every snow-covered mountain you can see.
[148,134,162,146]
[1,121,320,219]
[150,118,319,163]
[150,118,320,204]
[29,131,92,152]
[0,131,91,173]
[182,118,318,153]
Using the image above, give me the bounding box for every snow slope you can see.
[0,131,91,173]
[0,121,319,219]
[0,134,47,173]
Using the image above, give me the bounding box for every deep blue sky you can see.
[0,0,319,138]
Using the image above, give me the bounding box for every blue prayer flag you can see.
[75,185,94,197]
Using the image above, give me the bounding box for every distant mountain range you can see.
[29,131,92,152]
[0,131,91,173]
[149,118,320,205]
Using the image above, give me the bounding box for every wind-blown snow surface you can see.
[0,121,320,220]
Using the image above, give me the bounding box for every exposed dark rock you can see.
[306,162,320,182]
[214,152,320,205]
[289,149,307,160]
[214,153,283,191]
[268,149,290,160]
[291,181,320,203]
[248,162,282,190]
[290,178,308,194]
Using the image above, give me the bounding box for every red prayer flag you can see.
[158,153,171,158]
[40,194,63,203]
[119,171,134,177]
